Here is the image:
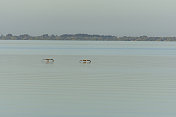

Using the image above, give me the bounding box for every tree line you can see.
[1,34,176,41]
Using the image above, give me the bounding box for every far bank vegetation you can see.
[1,34,176,41]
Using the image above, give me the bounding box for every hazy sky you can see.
[0,0,176,36]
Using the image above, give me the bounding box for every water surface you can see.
[0,41,176,117]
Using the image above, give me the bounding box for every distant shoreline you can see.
[1,34,176,41]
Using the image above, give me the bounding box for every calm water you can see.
[0,40,176,117]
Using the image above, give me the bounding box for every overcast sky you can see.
[0,0,176,36]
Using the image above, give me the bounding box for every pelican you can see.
[43,58,54,62]
[80,59,91,63]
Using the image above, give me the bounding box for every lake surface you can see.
[0,40,176,117]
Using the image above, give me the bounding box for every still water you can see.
[0,40,176,117]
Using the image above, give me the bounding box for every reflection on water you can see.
[0,41,176,117]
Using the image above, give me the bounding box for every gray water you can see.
[0,40,176,117]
